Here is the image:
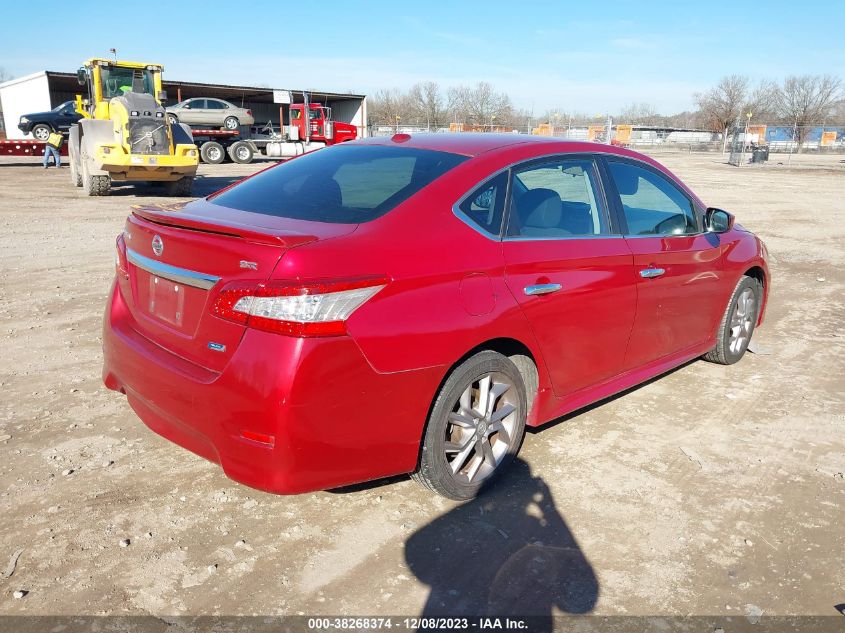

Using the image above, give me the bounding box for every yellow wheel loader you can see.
[68,58,198,196]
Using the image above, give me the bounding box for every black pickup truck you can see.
[18,101,83,140]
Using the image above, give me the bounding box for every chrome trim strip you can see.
[126,248,221,290]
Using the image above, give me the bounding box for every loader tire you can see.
[164,177,194,197]
[68,129,82,187]
[81,159,109,196]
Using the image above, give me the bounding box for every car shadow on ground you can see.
[404,458,598,626]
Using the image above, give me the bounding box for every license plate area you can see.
[148,276,185,327]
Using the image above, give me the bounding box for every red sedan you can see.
[102,134,770,500]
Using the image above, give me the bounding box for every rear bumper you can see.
[102,281,442,494]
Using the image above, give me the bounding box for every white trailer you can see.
[0,72,53,140]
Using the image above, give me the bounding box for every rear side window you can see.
[457,172,508,236]
[211,145,467,223]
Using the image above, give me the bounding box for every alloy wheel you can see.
[728,287,756,354]
[444,372,518,484]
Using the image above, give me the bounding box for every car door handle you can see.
[524,283,562,296]
[639,267,666,279]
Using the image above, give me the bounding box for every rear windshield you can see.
[210,144,467,223]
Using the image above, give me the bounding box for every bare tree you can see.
[618,102,660,126]
[745,79,779,122]
[408,82,444,131]
[774,74,842,151]
[831,98,845,126]
[695,75,750,152]
[449,82,513,128]
[368,88,409,130]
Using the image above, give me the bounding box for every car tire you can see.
[32,124,52,142]
[200,141,225,164]
[703,275,761,365]
[227,140,253,164]
[164,177,194,197]
[413,351,527,500]
[223,116,239,130]
[167,113,179,126]
[81,158,110,196]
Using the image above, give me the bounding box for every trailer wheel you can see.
[228,141,254,164]
[81,159,110,196]
[223,116,239,130]
[32,124,52,141]
[200,141,225,164]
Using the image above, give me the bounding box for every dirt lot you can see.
[0,150,843,623]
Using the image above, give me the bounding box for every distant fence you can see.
[367,122,845,153]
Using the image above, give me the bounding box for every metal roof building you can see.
[0,70,367,140]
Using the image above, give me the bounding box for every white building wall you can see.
[0,72,52,139]
[329,98,367,138]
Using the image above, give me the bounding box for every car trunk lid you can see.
[121,200,356,371]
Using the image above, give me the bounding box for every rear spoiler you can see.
[130,203,318,249]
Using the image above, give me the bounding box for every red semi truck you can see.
[191,102,358,164]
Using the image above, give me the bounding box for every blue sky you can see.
[2,0,842,114]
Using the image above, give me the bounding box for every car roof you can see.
[350,133,704,208]
[352,132,635,159]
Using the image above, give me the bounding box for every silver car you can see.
[166,98,254,130]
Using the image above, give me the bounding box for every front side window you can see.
[507,158,607,238]
[211,144,467,223]
[457,172,508,236]
[606,161,699,235]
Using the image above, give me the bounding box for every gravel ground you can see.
[0,150,843,621]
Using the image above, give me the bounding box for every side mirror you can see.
[76,68,87,86]
[157,90,168,101]
[705,208,735,233]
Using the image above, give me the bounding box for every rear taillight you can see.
[210,277,387,337]
[115,233,128,279]
[246,109,252,116]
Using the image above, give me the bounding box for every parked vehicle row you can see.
[102,133,769,500]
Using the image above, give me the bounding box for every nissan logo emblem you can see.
[152,235,164,257]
